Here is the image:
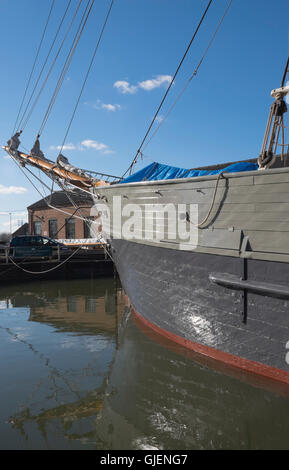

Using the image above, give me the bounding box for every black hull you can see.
[110,239,289,385]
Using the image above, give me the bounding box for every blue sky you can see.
[0,0,288,233]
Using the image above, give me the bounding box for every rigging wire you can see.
[8,153,88,222]
[27,0,88,136]
[58,0,115,155]
[21,0,83,134]
[37,0,95,137]
[56,180,100,239]
[141,0,233,155]
[281,53,289,87]
[12,0,55,135]
[2,154,102,275]
[17,0,73,133]
[9,144,101,239]
[122,0,214,178]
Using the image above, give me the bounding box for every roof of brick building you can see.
[28,190,94,210]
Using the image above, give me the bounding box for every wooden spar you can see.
[2,146,109,189]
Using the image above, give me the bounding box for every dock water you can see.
[1,277,289,450]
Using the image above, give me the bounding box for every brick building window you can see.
[65,218,75,239]
[49,219,58,239]
[33,221,42,236]
[67,296,78,312]
[85,297,97,313]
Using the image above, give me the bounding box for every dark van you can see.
[10,236,67,258]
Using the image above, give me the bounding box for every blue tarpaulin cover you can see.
[121,161,258,184]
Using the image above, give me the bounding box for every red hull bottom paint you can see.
[129,302,289,397]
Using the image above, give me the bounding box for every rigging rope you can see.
[141,0,233,154]
[58,0,115,155]
[122,0,214,178]
[6,0,112,254]
[9,151,104,253]
[281,54,289,87]
[8,152,89,223]
[56,179,100,239]
[12,0,55,135]
[17,0,73,132]
[38,0,94,137]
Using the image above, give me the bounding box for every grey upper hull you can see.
[93,165,289,263]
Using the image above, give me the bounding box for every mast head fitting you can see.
[271,85,289,100]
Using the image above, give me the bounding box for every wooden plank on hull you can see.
[123,184,289,206]
[254,172,289,185]
[244,230,289,254]
[212,218,289,233]
[200,228,243,250]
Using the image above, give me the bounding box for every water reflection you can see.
[1,279,121,336]
[0,278,125,450]
[1,278,289,450]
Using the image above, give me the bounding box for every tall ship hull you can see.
[93,161,289,386]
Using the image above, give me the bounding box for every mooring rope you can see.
[187,172,225,228]
[8,246,82,275]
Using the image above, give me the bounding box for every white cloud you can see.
[81,139,114,154]
[49,139,114,155]
[0,184,27,195]
[114,75,173,94]
[138,75,172,91]
[49,143,76,151]
[101,103,121,112]
[113,80,138,94]
[88,100,122,112]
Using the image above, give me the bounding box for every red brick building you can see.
[28,190,95,240]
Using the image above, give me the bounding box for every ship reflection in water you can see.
[1,278,289,450]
